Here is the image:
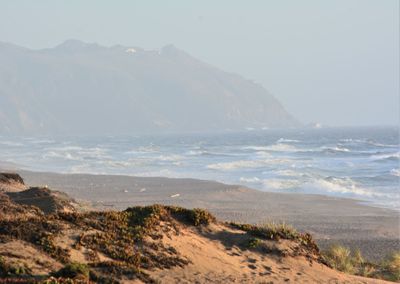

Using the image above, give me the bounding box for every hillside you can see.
[0,173,396,283]
[0,40,297,135]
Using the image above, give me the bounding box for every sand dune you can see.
[0,174,394,283]
[19,170,400,261]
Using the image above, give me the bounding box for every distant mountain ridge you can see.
[0,40,298,135]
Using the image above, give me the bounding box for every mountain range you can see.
[0,40,298,135]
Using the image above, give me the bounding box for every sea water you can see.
[1,127,399,210]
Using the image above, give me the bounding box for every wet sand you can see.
[15,170,400,261]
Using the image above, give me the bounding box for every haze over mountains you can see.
[0,40,297,135]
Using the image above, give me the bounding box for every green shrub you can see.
[167,206,216,226]
[246,237,262,248]
[185,208,216,226]
[41,277,75,284]
[0,256,29,277]
[230,222,299,241]
[53,262,89,279]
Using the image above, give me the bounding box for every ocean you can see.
[1,126,399,210]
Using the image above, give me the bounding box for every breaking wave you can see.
[302,177,383,197]
[370,152,400,162]
[239,177,261,183]
[339,138,398,148]
[0,141,24,147]
[262,179,301,190]
[273,169,310,178]
[43,146,110,161]
[207,158,290,171]
[257,176,387,198]
[43,151,83,161]
[154,154,184,162]
[276,138,300,143]
[320,146,350,153]
[207,160,265,170]
[1,128,398,210]
[390,168,400,177]
[244,143,298,152]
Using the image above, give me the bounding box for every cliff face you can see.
[0,40,298,135]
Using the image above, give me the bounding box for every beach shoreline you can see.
[7,169,397,261]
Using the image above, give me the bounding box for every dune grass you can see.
[322,244,400,282]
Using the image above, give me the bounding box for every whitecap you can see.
[390,168,400,177]
[187,150,206,156]
[255,151,272,158]
[126,146,159,155]
[69,163,93,174]
[273,169,307,177]
[239,177,261,183]
[155,154,184,162]
[266,143,298,152]
[276,138,300,143]
[321,146,350,153]
[339,138,365,143]
[207,158,290,171]
[262,179,301,190]
[30,139,55,144]
[104,161,136,168]
[139,145,159,152]
[186,150,235,157]
[207,160,264,170]
[0,141,24,147]
[46,145,84,151]
[133,169,183,178]
[302,177,384,197]
[243,145,270,151]
[370,152,400,161]
[340,138,398,148]
[43,151,83,161]
[368,141,399,148]
[244,143,298,152]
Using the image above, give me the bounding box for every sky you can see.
[0,0,398,126]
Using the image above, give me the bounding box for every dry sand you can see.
[149,222,391,284]
[14,170,400,261]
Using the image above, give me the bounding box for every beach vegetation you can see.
[53,262,89,279]
[229,221,320,259]
[322,245,400,282]
[322,244,355,273]
[245,237,262,248]
[379,251,400,282]
[167,206,216,226]
[229,222,300,241]
[2,189,397,283]
[0,256,29,277]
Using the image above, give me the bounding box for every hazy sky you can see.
[0,0,398,126]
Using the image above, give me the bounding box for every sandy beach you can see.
[14,169,398,262]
